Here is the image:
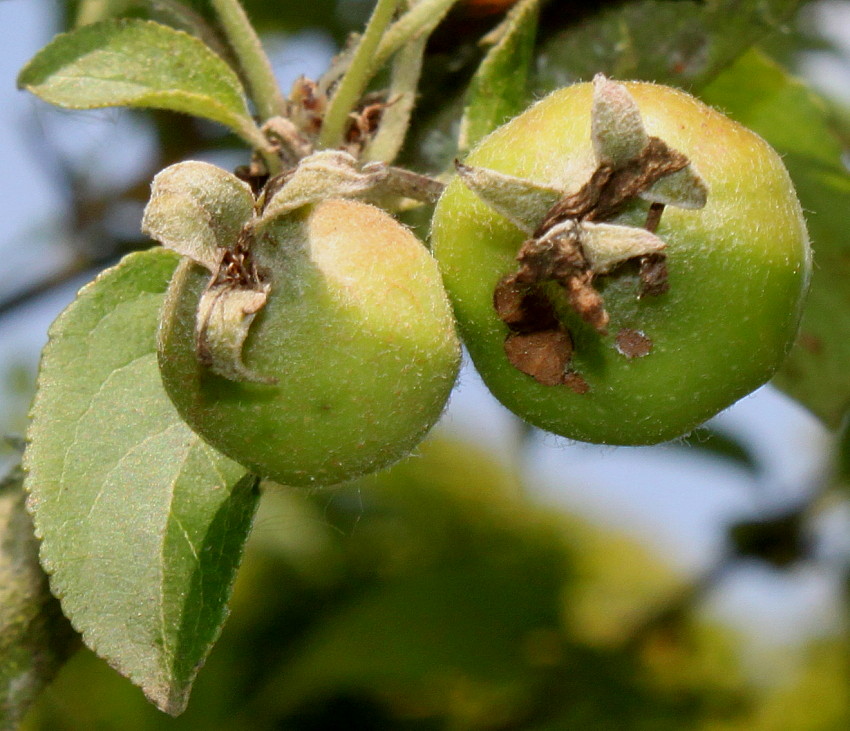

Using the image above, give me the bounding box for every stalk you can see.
[211,0,287,122]
[317,0,398,149]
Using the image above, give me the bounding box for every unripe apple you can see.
[156,195,461,485]
[431,77,810,445]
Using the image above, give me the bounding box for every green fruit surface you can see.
[431,82,811,445]
[159,198,461,485]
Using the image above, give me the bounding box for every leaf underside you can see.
[23,248,259,715]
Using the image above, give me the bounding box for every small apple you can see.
[431,76,810,445]
[146,158,461,485]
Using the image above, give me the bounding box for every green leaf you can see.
[23,248,259,716]
[17,19,263,147]
[142,161,255,271]
[1,472,78,731]
[533,0,800,91]
[701,51,850,428]
[458,0,540,154]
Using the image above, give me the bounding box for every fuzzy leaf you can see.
[142,161,255,271]
[640,165,708,209]
[0,473,77,730]
[580,221,666,274]
[702,51,850,428]
[23,248,259,715]
[458,0,540,155]
[17,19,258,141]
[591,74,648,167]
[196,280,274,384]
[454,161,562,234]
[260,151,388,223]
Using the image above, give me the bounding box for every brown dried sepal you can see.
[504,329,573,387]
[644,201,665,233]
[561,272,609,334]
[288,77,327,137]
[638,253,669,298]
[512,227,610,334]
[212,226,263,289]
[515,227,586,284]
[536,137,689,234]
[345,93,392,155]
[493,276,559,331]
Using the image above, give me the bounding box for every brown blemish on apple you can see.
[504,329,573,387]
[493,278,559,331]
[615,328,653,358]
[563,371,590,394]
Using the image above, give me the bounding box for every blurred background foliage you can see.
[3,0,850,727]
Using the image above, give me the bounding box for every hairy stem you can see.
[318,0,399,149]
[75,0,131,25]
[362,32,427,163]
[372,0,460,70]
[211,0,287,122]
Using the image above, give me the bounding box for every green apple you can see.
[431,77,810,445]
[156,195,461,485]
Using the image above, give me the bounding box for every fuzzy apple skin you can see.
[158,198,461,485]
[431,82,811,445]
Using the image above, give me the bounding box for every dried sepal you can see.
[493,277,560,331]
[561,271,609,333]
[195,281,274,384]
[288,76,328,137]
[638,253,670,297]
[142,161,255,271]
[515,221,586,284]
[590,75,709,212]
[454,161,562,234]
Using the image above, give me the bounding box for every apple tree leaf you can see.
[534,0,801,91]
[458,0,541,154]
[23,248,259,715]
[17,19,260,145]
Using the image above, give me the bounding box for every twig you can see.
[318,0,399,149]
[211,0,287,122]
